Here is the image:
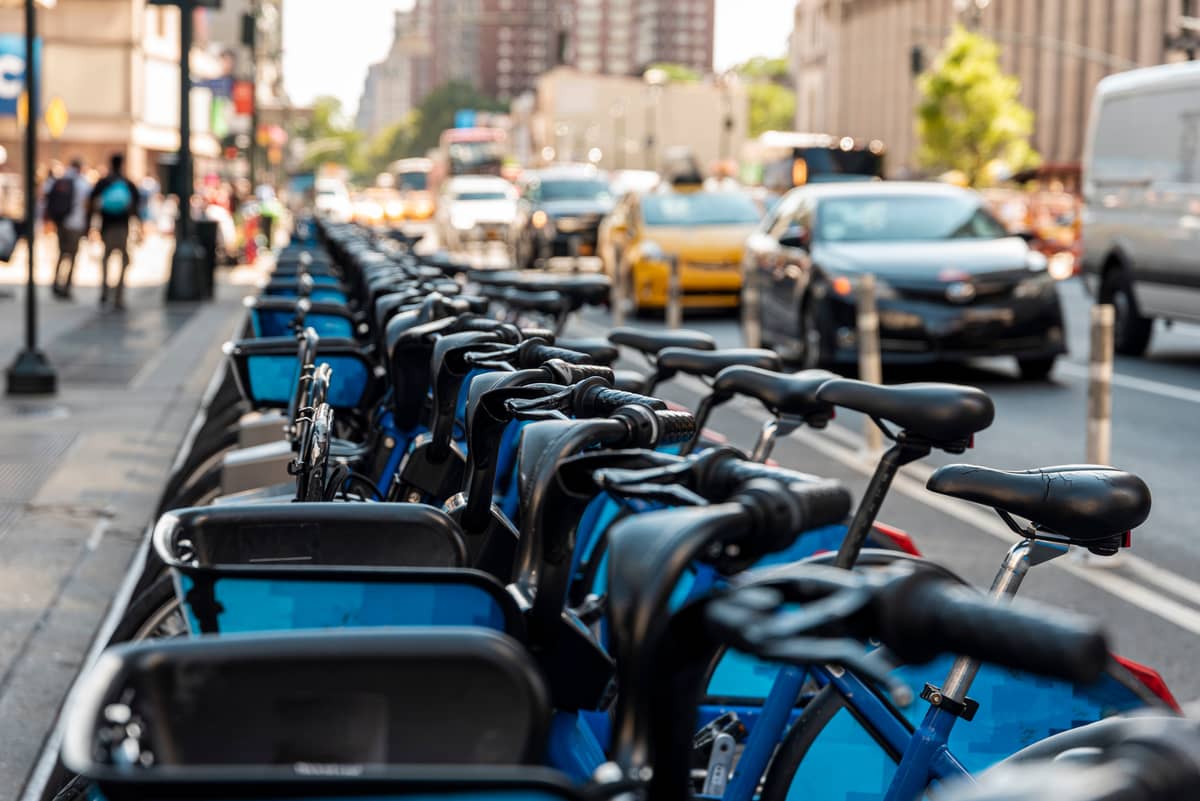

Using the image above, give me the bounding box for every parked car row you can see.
[424,163,1069,379]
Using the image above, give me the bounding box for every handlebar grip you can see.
[790,479,854,533]
[553,362,616,384]
[878,573,1109,685]
[654,409,697,445]
[576,384,668,416]
[517,339,593,368]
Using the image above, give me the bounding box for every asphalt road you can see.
[566,277,1200,701]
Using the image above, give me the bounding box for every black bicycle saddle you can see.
[927,464,1151,543]
[817,379,994,445]
[713,366,838,420]
[656,347,781,379]
[608,327,716,357]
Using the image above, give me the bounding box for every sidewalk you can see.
[0,236,262,800]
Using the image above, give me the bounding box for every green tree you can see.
[916,25,1039,185]
[408,81,507,155]
[733,57,797,137]
[362,112,419,179]
[297,95,363,173]
[644,62,701,83]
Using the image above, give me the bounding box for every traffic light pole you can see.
[165,0,206,302]
[6,0,57,395]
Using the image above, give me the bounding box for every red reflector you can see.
[871,521,922,556]
[830,409,836,420]
[968,434,974,448]
[1122,530,1132,548]
[1112,654,1181,712]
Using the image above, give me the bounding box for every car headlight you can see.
[826,273,898,300]
[1013,271,1057,299]
[1047,251,1076,280]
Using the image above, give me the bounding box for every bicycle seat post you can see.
[939,538,1067,704]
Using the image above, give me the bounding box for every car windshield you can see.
[815,194,1008,242]
[642,192,762,226]
[539,179,612,202]
[454,191,510,201]
[398,172,428,191]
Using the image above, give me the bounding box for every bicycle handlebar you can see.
[573,381,668,416]
[877,571,1108,685]
[517,339,593,368]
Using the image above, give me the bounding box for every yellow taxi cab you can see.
[603,188,762,311]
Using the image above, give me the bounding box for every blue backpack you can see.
[99,180,133,216]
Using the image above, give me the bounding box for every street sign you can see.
[454,109,476,128]
[44,95,66,138]
[0,34,38,118]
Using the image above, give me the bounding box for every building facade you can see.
[792,0,1199,175]
[356,0,717,135]
[529,67,747,171]
[356,10,420,137]
[633,0,715,73]
[0,0,219,187]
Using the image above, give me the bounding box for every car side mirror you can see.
[779,225,811,251]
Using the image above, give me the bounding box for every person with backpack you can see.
[87,152,140,310]
[44,158,91,299]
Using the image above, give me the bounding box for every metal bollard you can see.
[1087,304,1115,465]
[666,254,683,329]
[610,256,627,327]
[742,262,762,348]
[856,274,883,454]
[568,235,581,274]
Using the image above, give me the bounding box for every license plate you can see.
[963,308,1015,325]
[578,243,594,256]
[486,230,500,241]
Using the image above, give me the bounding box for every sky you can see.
[282,0,797,117]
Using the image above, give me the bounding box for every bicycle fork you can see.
[883,537,1068,801]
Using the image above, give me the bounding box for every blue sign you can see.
[0,35,39,118]
[453,108,476,129]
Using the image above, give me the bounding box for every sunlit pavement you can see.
[0,240,262,798]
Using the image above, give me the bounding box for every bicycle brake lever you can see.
[504,384,575,420]
[601,480,709,507]
[595,459,699,492]
[460,342,515,371]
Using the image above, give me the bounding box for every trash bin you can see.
[194,219,219,299]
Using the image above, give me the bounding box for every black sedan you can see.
[744,182,1066,379]
[512,167,615,268]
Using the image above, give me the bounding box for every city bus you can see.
[432,127,507,188]
[741,131,886,192]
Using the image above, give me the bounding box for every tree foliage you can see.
[407,81,507,155]
[733,56,796,137]
[644,62,701,83]
[916,25,1039,185]
[297,96,364,173]
[295,83,506,180]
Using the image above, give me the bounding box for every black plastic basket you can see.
[154,503,522,637]
[61,630,554,799]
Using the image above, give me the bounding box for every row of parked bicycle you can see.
[47,218,1199,801]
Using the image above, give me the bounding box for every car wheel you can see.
[1017,356,1057,381]
[797,295,826,369]
[1101,267,1153,356]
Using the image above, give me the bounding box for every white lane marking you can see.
[791,420,1200,634]
[1057,360,1200,405]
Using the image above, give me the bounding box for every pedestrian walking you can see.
[87,153,140,310]
[44,157,92,300]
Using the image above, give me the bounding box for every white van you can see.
[1082,61,1200,355]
